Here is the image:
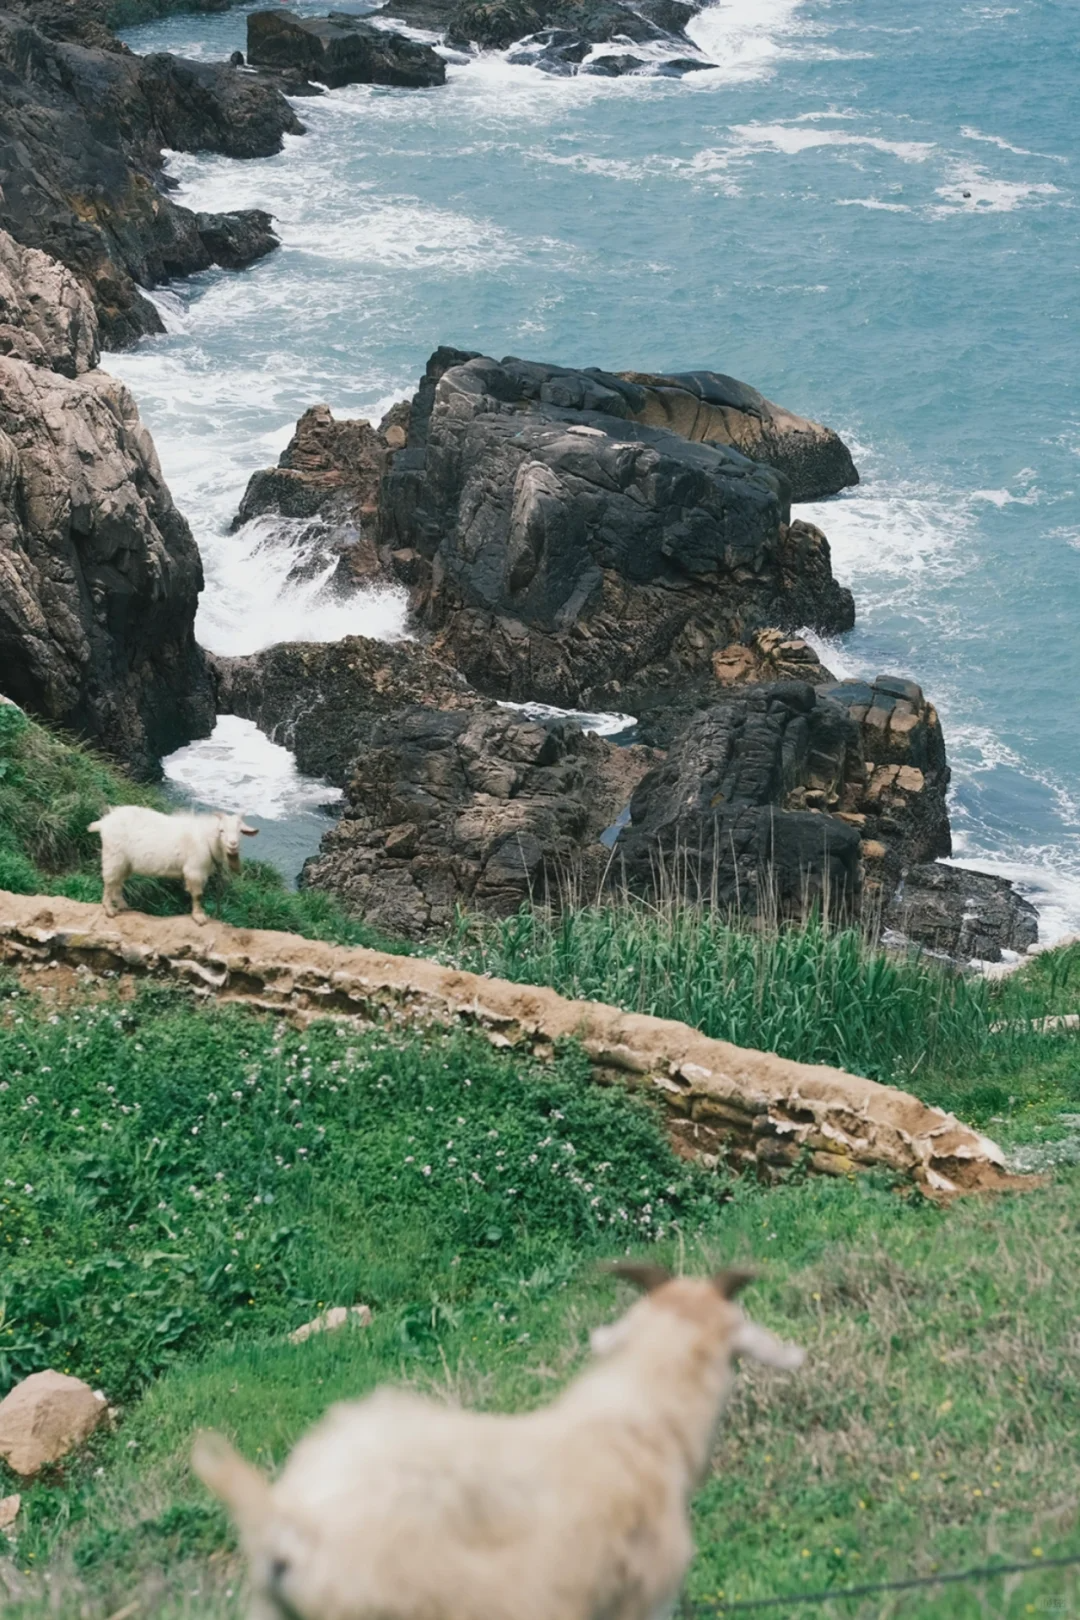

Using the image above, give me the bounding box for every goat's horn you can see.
[713,1268,756,1299]
[606,1261,672,1293]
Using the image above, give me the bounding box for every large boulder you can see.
[232,403,408,587]
[0,242,213,773]
[885,863,1038,963]
[0,12,302,345]
[0,235,98,379]
[0,1371,107,1478]
[378,349,854,709]
[616,675,950,919]
[247,10,447,89]
[209,635,474,787]
[302,703,658,939]
[616,369,858,502]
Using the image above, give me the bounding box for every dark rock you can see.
[0,11,302,346]
[445,0,696,50]
[247,10,447,89]
[635,628,837,749]
[229,49,245,66]
[209,635,474,787]
[616,674,951,921]
[819,675,950,902]
[0,235,212,774]
[193,209,278,271]
[616,682,866,917]
[379,349,854,709]
[582,52,647,73]
[616,369,859,501]
[885,863,1038,963]
[301,701,659,939]
[232,403,406,587]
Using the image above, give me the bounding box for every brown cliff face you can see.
[0,230,212,775]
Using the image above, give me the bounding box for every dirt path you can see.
[0,890,1022,1198]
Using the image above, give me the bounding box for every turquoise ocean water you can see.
[113,0,1079,927]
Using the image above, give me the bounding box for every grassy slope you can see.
[0,985,1078,1619]
[0,704,395,950]
[2,710,1080,1615]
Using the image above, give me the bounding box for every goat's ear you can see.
[713,1268,756,1300]
[606,1261,672,1294]
[240,822,258,836]
[731,1321,805,1371]
[192,1431,272,1535]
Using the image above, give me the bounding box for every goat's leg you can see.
[184,866,209,926]
[101,854,130,917]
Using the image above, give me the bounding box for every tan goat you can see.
[193,1265,803,1620]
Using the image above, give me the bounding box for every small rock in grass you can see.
[289,1305,373,1345]
[0,1495,19,1530]
[0,1372,107,1478]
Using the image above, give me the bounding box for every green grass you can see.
[0,704,395,950]
[0,985,1077,1619]
[445,900,1080,1136]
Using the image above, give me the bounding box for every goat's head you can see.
[192,1432,311,1620]
[591,1262,804,1373]
[216,812,259,872]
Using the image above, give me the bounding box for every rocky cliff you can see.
[0,8,302,346]
[0,231,212,774]
[378,349,854,708]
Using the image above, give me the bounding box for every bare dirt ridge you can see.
[0,890,1024,1199]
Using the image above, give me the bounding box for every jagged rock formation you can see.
[247,10,447,89]
[0,235,99,378]
[0,9,302,345]
[616,369,859,502]
[0,231,212,774]
[232,404,408,587]
[210,635,474,787]
[616,675,950,919]
[303,704,658,939]
[378,349,854,708]
[385,0,707,75]
[885,864,1039,963]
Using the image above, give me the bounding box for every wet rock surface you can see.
[302,703,658,939]
[617,675,950,920]
[885,863,1039,963]
[384,0,705,73]
[0,9,302,345]
[247,10,447,88]
[0,231,213,774]
[209,635,474,788]
[233,404,408,587]
[379,349,855,709]
[616,368,859,502]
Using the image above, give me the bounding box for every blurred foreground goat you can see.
[194,1265,803,1620]
[88,806,257,925]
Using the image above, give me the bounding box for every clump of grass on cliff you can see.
[445,899,1080,1134]
[0,703,388,948]
[1,981,1078,1620]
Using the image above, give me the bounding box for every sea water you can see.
[112,0,1078,924]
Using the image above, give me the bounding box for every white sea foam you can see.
[196,517,411,657]
[498,700,637,737]
[932,166,1062,213]
[835,198,912,212]
[164,715,343,821]
[722,123,936,162]
[686,0,809,82]
[960,125,1067,163]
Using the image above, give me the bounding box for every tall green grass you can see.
[445,899,1080,1114]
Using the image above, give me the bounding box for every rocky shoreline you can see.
[0,0,1043,962]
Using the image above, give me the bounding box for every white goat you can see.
[193,1265,803,1620]
[87,805,258,925]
